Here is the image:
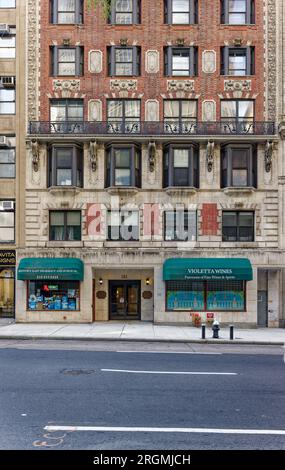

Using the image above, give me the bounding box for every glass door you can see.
[0,268,15,318]
[109,280,140,320]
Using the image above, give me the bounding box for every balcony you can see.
[29,120,277,137]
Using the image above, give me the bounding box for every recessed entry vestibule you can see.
[92,268,154,322]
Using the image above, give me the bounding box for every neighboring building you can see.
[17,0,284,327]
[0,0,25,319]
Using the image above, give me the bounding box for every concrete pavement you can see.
[0,320,284,344]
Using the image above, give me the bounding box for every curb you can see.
[0,335,284,346]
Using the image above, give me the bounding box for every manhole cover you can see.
[60,369,95,376]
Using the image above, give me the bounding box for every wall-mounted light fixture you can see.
[145,278,150,286]
[99,278,103,285]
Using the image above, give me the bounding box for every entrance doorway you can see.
[258,291,268,327]
[0,268,15,318]
[109,280,141,320]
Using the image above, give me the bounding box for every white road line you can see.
[101,369,237,375]
[116,351,223,355]
[44,425,285,436]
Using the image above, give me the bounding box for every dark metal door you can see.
[257,291,268,327]
[109,281,141,320]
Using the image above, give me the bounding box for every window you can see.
[107,99,140,133]
[50,99,84,121]
[221,0,255,24]
[0,89,15,114]
[0,201,15,243]
[105,145,141,187]
[50,0,83,24]
[164,47,198,76]
[221,100,254,133]
[221,144,256,188]
[164,100,197,133]
[163,145,199,187]
[0,35,15,58]
[51,46,84,76]
[164,210,197,241]
[0,268,15,318]
[0,147,15,178]
[107,210,139,241]
[166,280,246,311]
[109,0,141,24]
[0,1,16,7]
[221,47,254,76]
[108,46,140,76]
[28,281,80,311]
[164,0,198,24]
[48,145,83,187]
[49,211,81,241]
[222,211,254,242]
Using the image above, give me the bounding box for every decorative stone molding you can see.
[167,80,194,92]
[88,50,103,74]
[222,187,256,196]
[202,50,216,74]
[206,141,214,172]
[145,50,159,73]
[88,100,102,121]
[202,100,216,121]
[265,141,274,173]
[145,100,159,121]
[27,0,39,121]
[89,140,98,172]
[31,139,40,172]
[148,141,156,173]
[224,80,251,92]
[266,0,277,120]
[110,79,137,92]
[53,79,80,96]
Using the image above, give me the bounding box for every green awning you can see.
[163,258,253,281]
[17,258,84,281]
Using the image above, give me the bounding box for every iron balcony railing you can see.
[29,120,277,136]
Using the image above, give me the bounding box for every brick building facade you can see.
[15,0,285,327]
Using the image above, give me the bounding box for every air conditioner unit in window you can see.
[0,76,15,87]
[0,201,14,211]
[0,136,8,146]
[0,24,10,35]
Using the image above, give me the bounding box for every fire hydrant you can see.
[212,320,220,339]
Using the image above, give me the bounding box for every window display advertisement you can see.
[28,281,80,311]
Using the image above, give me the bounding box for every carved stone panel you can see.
[88,50,103,74]
[167,80,194,92]
[110,79,137,92]
[202,100,216,121]
[145,100,159,121]
[53,79,80,97]
[202,50,216,74]
[224,80,251,92]
[145,50,159,73]
[88,100,102,121]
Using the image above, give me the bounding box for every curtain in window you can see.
[125,100,140,118]
[238,101,253,119]
[116,0,132,12]
[164,101,179,118]
[182,100,196,118]
[50,212,65,240]
[221,101,236,118]
[58,0,75,11]
[108,101,123,118]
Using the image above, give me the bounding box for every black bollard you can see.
[230,325,234,340]
[201,323,206,339]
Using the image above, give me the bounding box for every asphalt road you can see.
[0,340,284,450]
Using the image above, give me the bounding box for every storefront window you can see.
[28,280,80,311]
[0,268,14,318]
[166,280,245,311]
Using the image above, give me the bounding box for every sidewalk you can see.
[0,320,284,345]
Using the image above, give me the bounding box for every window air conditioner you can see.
[0,24,10,35]
[0,201,14,211]
[0,76,15,87]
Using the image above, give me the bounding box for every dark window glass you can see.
[48,146,83,187]
[107,210,139,241]
[50,211,81,241]
[163,145,199,188]
[221,145,257,188]
[222,211,254,241]
[105,145,141,188]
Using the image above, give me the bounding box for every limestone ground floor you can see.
[14,249,285,328]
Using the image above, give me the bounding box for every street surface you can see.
[0,340,284,450]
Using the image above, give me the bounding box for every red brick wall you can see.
[201,204,219,236]
[38,0,265,121]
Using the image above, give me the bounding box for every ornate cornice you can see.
[27,0,39,122]
[266,0,277,121]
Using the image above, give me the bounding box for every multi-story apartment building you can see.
[0,0,25,320]
[16,0,284,327]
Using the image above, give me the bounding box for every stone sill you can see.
[164,186,197,196]
[106,186,140,196]
[222,186,256,196]
[47,186,82,196]
[46,241,84,248]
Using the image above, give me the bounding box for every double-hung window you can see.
[107,210,139,241]
[164,210,197,241]
[164,100,197,134]
[50,0,83,24]
[0,200,15,243]
[221,100,254,134]
[0,33,15,59]
[49,211,81,241]
[0,89,15,114]
[164,47,198,76]
[107,99,140,134]
[164,0,198,24]
[51,46,84,76]
[108,46,140,76]
[0,1,16,7]
[0,145,15,179]
[221,0,255,25]
[222,211,254,242]
[106,145,141,188]
[221,47,254,76]
[109,0,141,24]
[163,145,199,188]
[48,145,83,187]
[221,144,256,188]
[50,99,84,121]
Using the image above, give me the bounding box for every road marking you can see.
[116,351,222,355]
[101,369,237,375]
[44,425,285,436]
